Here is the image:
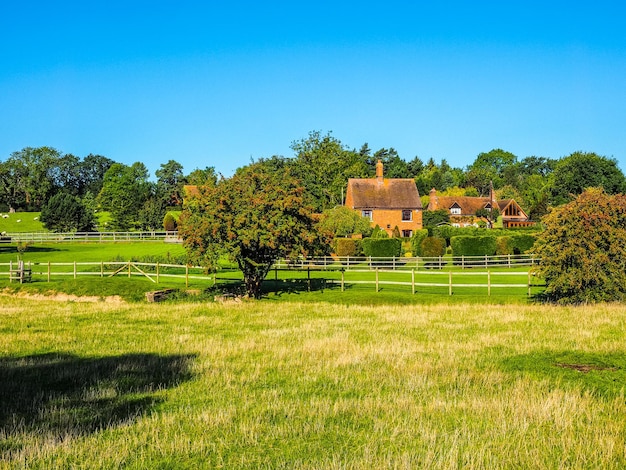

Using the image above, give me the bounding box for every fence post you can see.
[508,254,511,268]
[485,255,488,268]
[74,261,77,279]
[449,271,453,296]
[528,271,531,297]
[341,269,345,292]
[412,269,415,295]
[462,255,464,269]
[487,270,491,296]
[393,256,396,270]
[48,261,51,282]
[100,261,104,278]
[185,265,189,288]
[128,262,131,278]
[375,268,379,292]
[9,260,12,283]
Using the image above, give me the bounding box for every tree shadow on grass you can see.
[496,350,626,399]
[211,277,334,298]
[0,352,196,451]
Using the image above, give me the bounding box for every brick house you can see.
[345,160,423,237]
[427,185,534,228]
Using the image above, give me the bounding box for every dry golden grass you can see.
[1,298,625,468]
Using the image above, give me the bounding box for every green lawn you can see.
[0,299,624,468]
[0,212,45,233]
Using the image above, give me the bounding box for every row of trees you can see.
[0,147,217,231]
[2,133,625,231]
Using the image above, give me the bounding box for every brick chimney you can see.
[429,188,438,210]
[376,159,383,183]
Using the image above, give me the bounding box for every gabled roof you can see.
[347,178,422,210]
[429,196,491,215]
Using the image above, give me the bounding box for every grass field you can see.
[1,299,625,468]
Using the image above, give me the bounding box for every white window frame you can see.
[401,209,413,221]
[450,207,461,215]
[362,209,373,221]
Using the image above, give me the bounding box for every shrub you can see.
[510,233,536,253]
[533,188,626,303]
[420,237,446,258]
[496,236,514,255]
[371,225,389,239]
[163,212,177,231]
[450,235,497,257]
[391,225,401,238]
[410,229,429,256]
[361,238,402,258]
[334,238,361,257]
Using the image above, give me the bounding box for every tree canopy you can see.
[533,188,626,304]
[179,160,325,298]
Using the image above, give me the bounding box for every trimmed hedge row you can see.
[361,238,402,258]
[451,233,537,256]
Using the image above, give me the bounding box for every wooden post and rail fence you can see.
[0,254,544,297]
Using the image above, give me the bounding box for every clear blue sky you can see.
[2,1,625,178]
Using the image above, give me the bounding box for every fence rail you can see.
[2,231,182,243]
[1,258,544,297]
[274,254,538,270]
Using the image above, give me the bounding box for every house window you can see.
[450,207,461,215]
[402,210,412,221]
[402,230,412,238]
[362,210,372,220]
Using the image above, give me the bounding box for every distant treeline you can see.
[1,131,625,231]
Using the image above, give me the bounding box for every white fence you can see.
[2,231,182,243]
[274,254,538,270]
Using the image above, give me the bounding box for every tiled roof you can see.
[347,178,422,209]
[430,196,491,215]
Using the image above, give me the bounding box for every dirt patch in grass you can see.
[1,289,125,304]
[556,363,619,373]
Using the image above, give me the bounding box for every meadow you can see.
[1,298,625,468]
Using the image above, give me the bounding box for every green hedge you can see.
[450,235,497,256]
[334,238,362,257]
[410,229,429,256]
[495,234,537,255]
[361,238,402,257]
[421,237,446,258]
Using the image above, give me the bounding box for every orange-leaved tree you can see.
[533,188,626,304]
[178,159,326,299]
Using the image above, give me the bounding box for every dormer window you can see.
[450,203,461,215]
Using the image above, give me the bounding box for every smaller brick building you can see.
[345,160,423,237]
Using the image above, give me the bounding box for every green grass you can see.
[0,212,45,233]
[1,300,625,468]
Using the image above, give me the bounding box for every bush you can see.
[534,188,626,303]
[496,236,514,255]
[410,229,429,256]
[450,235,497,257]
[371,225,389,239]
[334,238,361,257]
[510,233,536,253]
[163,213,177,231]
[361,238,402,258]
[420,237,446,258]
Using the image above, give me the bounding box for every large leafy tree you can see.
[533,188,626,304]
[179,160,325,298]
[291,131,368,212]
[155,159,185,207]
[0,147,61,210]
[40,192,96,232]
[465,148,518,194]
[318,206,372,238]
[98,162,151,230]
[549,152,626,205]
